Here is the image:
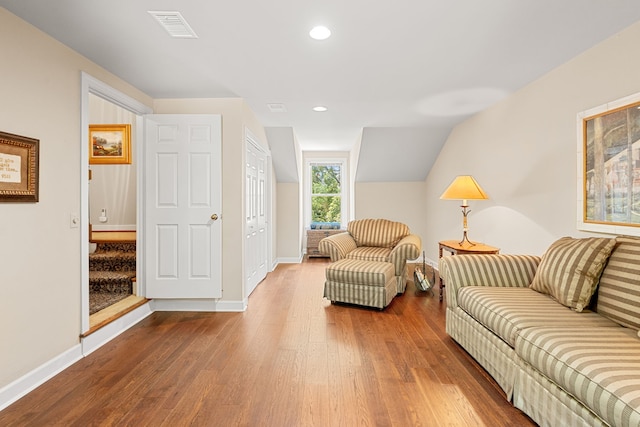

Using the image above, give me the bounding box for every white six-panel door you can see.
[245,136,268,297]
[144,114,222,299]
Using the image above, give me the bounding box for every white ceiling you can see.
[3,1,640,180]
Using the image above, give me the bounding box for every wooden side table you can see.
[438,240,499,302]
[307,229,345,257]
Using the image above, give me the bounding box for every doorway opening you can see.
[80,73,152,335]
[87,94,140,325]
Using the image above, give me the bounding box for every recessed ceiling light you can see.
[309,26,331,41]
[313,106,328,112]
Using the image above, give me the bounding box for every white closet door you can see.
[245,138,268,297]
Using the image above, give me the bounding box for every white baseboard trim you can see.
[0,344,83,411]
[275,255,304,265]
[1,302,153,411]
[1,297,250,410]
[409,258,439,270]
[151,298,248,312]
[81,301,154,357]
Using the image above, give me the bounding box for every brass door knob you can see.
[211,214,219,221]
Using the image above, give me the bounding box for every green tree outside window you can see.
[311,164,341,223]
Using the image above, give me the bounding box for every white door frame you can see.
[80,73,152,334]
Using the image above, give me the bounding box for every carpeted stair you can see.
[89,242,136,314]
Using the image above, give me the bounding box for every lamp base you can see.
[458,205,476,247]
[459,230,476,247]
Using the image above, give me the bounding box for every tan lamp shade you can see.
[440,175,489,201]
[440,175,488,246]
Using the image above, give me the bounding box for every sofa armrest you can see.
[390,234,422,275]
[318,232,356,261]
[439,254,541,308]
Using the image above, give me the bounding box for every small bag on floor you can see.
[413,251,435,294]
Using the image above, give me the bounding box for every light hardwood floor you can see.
[86,295,148,336]
[0,258,535,426]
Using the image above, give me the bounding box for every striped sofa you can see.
[440,236,640,427]
[318,218,422,294]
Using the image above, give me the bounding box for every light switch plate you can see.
[70,213,80,228]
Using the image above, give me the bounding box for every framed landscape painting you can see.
[89,124,131,164]
[578,92,640,236]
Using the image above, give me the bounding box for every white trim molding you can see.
[81,302,154,357]
[0,345,83,411]
[274,256,304,267]
[151,299,248,312]
[0,297,248,410]
[80,72,153,334]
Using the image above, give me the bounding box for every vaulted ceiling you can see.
[3,1,640,181]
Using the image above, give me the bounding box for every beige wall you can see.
[276,183,301,260]
[424,21,640,261]
[274,132,305,261]
[0,8,152,387]
[349,131,363,223]
[152,98,270,302]
[355,181,427,257]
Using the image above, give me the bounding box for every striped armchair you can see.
[318,218,421,293]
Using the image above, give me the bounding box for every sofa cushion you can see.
[597,236,640,330]
[458,287,619,347]
[515,327,640,427]
[347,219,409,248]
[530,236,616,312]
[346,246,391,263]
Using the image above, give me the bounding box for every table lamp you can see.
[440,175,488,246]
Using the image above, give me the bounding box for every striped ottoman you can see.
[324,259,396,309]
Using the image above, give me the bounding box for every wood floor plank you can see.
[0,260,535,426]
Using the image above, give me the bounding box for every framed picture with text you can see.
[0,131,39,202]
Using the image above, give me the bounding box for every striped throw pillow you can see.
[597,236,640,330]
[530,237,616,312]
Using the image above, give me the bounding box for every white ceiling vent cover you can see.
[267,103,287,113]
[148,11,198,38]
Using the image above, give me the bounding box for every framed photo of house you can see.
[89,124,131,164]
[0,131,39,202]
[578,91,640,236]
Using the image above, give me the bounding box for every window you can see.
[310,163,342,224]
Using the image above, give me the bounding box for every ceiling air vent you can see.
[148,11,198,38]
[267,103,287,113]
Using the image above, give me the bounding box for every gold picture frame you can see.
[89,124,131,164]
[578,92,640,236]
[0,131,39,202]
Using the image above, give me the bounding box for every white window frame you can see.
[304,158,348,229]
